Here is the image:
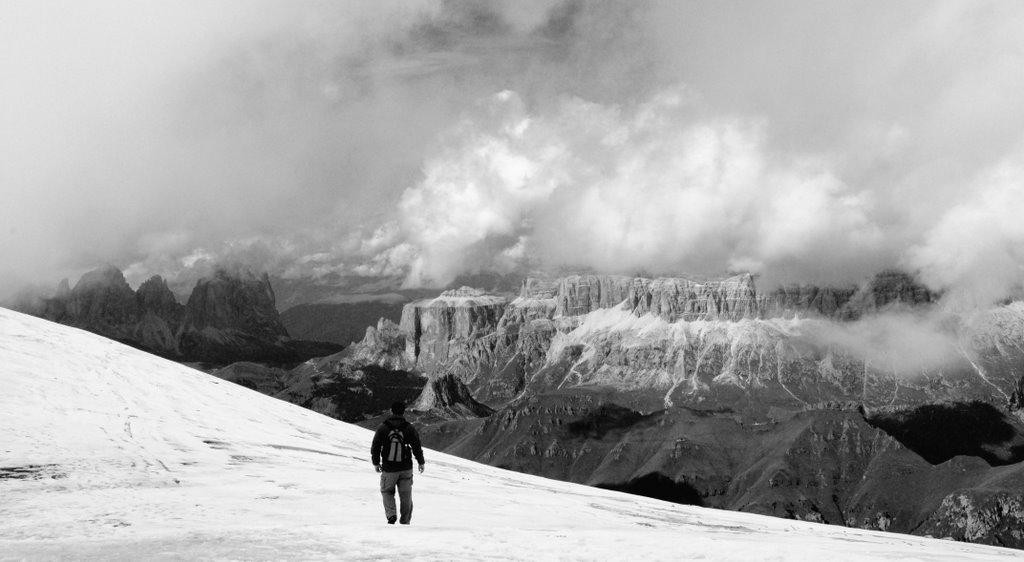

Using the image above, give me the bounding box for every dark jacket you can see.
[371,415,425,472]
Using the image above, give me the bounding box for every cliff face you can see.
[276,353,425,422]
[524,271,933,323]
[398,287,509,374]
[349,271,1017,416]
[532,274,773,321]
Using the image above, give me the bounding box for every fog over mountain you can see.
[4,1,1024,306]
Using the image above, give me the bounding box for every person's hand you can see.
[374,464,382,473]
[418,464,425,474]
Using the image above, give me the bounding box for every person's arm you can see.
[370,427,383,470]
[408,425,425,471]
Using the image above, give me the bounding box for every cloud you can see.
[0,0,639,297]
[381,0,1024,301]
[907,153,1024,308]
[802,310,963,377]
[4,1,1024,307]
[391,87,890,287]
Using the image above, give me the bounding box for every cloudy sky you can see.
[3,0,1024,303]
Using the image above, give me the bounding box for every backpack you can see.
[385,422,410,463]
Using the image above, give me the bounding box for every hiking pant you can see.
[380,469,414,524]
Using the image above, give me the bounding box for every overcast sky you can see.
[3,0,1024,304]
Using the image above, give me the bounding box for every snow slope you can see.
[1,308,1020,561]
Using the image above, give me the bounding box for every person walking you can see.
[371,401,425,525]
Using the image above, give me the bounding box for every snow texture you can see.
[1,308,1021,561]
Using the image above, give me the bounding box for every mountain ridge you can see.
[5,265,340,365]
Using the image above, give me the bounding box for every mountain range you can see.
[5,265,340,365]
[8,266,1024,550]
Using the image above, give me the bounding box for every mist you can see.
[801,310,964,377]
[4,1,1024,306]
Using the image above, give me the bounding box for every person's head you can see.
[391,401,406,416]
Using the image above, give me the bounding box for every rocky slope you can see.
[410,385,1024,548]
[7,266,340,365]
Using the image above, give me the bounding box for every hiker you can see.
[370,401,425,525]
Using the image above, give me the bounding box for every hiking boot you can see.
[387,516,397,524]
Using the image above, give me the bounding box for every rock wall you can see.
[399,287,509,373]
[521,271,933,323]
[349,271,1015,415]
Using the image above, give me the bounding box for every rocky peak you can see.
[55,278,71,299]
[841,270,937,319]
[412,374,494,419]
[66,265,139,330]
[71,264,131,293]
[182,268,288,340]
[136,275,182,318]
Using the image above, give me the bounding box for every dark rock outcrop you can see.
[412,374,494,419]
[1012,376,1024,419]
[180,269,287,341]
[132,275,182,353]
[839,270,937,319]
[279,353,426,422]
[176,269,297,363]
[65,265,141,336]
[7,265,340,365]
[212,362,293,395]
[136,275,181,320]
